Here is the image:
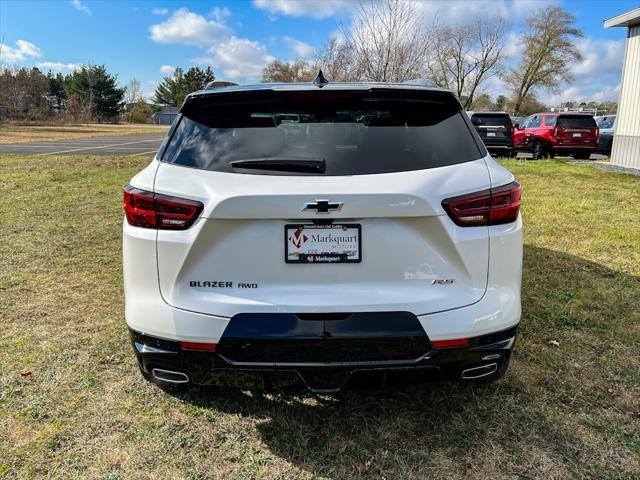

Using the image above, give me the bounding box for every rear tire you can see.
[574,152,592,160]
[509,150,518,158]
[532,141,544,160]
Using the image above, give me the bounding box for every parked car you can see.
[595,114,616,155]
[123,80,522,392]
[466,111,516,157]
[514,112,599,160]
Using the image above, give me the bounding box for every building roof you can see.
[154,106,180,115]
[604,7,640,28]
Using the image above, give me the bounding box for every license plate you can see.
[573,132,581,137]
[285,224,361,263]
[487,132,496,137]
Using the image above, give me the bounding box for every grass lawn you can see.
[0,123,168,144]
[0,155,638,479]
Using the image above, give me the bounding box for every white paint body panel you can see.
[123,154,522,341]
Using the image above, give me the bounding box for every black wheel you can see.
[532,141,544,160]
[606,141,613,155]
[574,152,592,160]
[509,150,518,158]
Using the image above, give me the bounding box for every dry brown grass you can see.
[0,155,638,479]
[0,123,168,144]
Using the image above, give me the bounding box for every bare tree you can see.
[426,18,505,109]
[261,60,315,83]
[313,38,359,82]
[504,6,583,115]
[341,0,431,82]
[124,79,143,105]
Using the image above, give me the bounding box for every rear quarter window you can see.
[161,89,484,176]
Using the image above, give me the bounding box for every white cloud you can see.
[593,83,620,103]
[253,0,352,19]
[194,37,275,80]
[212,6,231,22]
[0,39,42,62]
[151,8,168,15]
[282,36,315,57]
[159,64,175,75]
[572,38,625,77]
[70,0,92,16]
[149,8,232,46]
[38,62,79,72]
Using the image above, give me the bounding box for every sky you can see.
[1,0,638,105]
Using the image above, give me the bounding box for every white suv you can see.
[123,80,522,392]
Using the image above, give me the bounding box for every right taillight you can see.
[442,181,521,227]
[124,185,203,230]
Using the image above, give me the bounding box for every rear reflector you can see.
[180,341,217,351]
[124,185,203,230]
[442,181,521,227]
[431,338,469,348]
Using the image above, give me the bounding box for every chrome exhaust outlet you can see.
[461,363,498,380]
[152,368,189,384]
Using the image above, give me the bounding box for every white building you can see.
[605,8,640,170]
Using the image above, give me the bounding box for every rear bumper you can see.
[130,322,517,392]
[483,139,514,149]
[552,145,596,151]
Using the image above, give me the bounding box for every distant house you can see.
[153,106,179,125]
[604,8,640,170]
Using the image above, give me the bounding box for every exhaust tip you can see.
[151,368,189,384]
[461,363,497,380]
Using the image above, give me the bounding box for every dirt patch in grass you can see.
[0,156,638,479]
[0,123,168,144]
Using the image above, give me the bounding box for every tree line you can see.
[0,1,618,122]
[0,65,125,122]
[260,1,615,116]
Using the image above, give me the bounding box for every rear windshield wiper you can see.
[230,158,326,174]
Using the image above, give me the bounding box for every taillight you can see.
[124,185,203,230]
[595,127,599,138]
[442,181,521,227]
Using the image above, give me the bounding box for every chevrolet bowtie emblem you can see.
[303,199,344,214]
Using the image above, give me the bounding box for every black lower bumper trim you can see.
[130,315,517,392]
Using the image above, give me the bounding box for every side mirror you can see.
[513,123,520,129]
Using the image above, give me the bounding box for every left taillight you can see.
[124,185,203,230]
[442,181,521,227]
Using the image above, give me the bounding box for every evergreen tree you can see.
[47,71,68,111]
[65,65,124,121]
[153,67,215,107]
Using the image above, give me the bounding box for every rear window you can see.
[470,113,512,127]
[161,89,483,176]
[557,115,597,128]
[596,116,615,129]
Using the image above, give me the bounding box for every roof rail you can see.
[402,78,437,88]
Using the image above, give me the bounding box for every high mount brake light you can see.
[124,185,203,230]
[442,181,521,227]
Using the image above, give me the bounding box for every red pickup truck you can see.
[513,113,599,160]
